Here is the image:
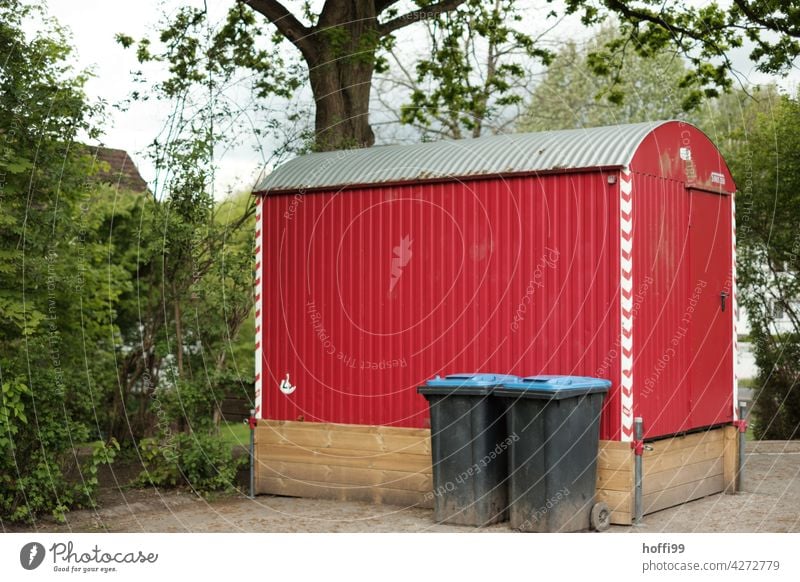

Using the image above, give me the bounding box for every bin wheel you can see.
[591,502,610,532]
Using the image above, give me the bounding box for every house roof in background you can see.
[87,146,149,193]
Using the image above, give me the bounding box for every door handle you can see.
[720,291,729,312]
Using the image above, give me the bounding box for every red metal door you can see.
[688,189,733,428]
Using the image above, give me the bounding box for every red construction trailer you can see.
[254,120,736,443]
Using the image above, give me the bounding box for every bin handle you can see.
[526,378,572,385]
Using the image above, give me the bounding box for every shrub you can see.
[750,333,800,440]
[135,432,245,493]
[0,379,119,522]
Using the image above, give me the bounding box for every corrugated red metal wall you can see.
[631,172,693,438]
[630,123,735,439]
[259,122,736,441]
[687,188,734,428]
[260,171,622,437]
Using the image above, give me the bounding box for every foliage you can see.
[379,0,552,139]
[556,0,800,109]
[121,1,484,151]
[517,25,691,131]
[112,6,264,446]
[116,3,309,156]
[691,87,779,158]
[111,2,261,448]
[134,433,245,493]
[1,379,120,522]
[1,3,102,339]
[748,334,800,440]
[2,1,258,518]
[122,0,800,149]
[0,0,126,523]
[114,5,259,494]
[102,185,256,445]
[732,94,800,439]
[159,378,224,435]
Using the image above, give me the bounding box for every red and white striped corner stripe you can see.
[254,195,263,419]
[731,193,738,420]
[620,168,634,441]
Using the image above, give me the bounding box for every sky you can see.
[49,0,260,197]
[47,1,798,198]
[49,0,164,187]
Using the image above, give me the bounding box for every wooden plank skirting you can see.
[596,425,739,524]
[255,420,738,525]
[254,420,434,508]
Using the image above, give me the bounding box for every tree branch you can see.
[378,0,467,37]
[766,257,800,333]
[602,0,739,83]
[239,0,315,58]
[604,0,705,43]
[732,0,798,37]
[375,0,402,14]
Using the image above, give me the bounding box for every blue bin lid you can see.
[418,373,521,397]
[503,375,611,389]
[496,375,611,400]
[425,373,522,387]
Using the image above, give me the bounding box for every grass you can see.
[218,420,251,449]
[79,422,253,450]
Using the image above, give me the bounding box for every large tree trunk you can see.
[242,0,467,152]
[307,2,378,151]
[309,55,376,151]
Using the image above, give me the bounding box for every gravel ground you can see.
[6,441,799,533]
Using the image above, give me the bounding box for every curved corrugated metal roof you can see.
[255,121,669,193]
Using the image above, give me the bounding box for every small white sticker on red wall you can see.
[679,147,692,161]
[711,172,726,185]
[279,373,296,395]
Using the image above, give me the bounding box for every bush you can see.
[733,94,800,441]
[157,378,225,434]
[0,379,119,522]
[751,333,800,440]
[135,433,245,493]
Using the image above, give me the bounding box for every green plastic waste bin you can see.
[496,375,611,532]
[418,373,520,526]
